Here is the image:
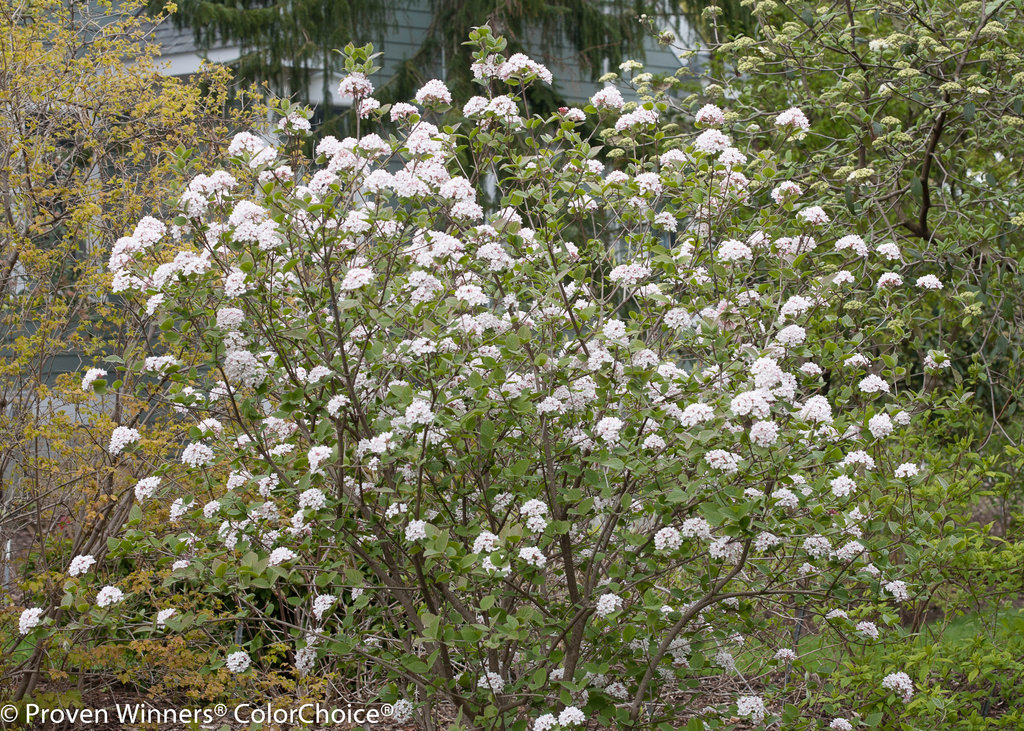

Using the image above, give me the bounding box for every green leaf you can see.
[910,177,923,200]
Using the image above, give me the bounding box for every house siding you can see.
[148,1,694,106]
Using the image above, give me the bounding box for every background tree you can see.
[0,0,257,700]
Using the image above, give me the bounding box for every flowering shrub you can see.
[57,29,959,728]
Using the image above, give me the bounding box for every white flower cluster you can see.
[96,585,124,608]
[736,695,767,723]
[225,650,252,673]
[595,593,622,617]
[19,607,44,635]
[108,426,140,455]
[881,671,915,702]
[156,608,177,627]
[68,554,97,576]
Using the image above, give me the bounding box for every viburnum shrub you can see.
[52,29,956,729]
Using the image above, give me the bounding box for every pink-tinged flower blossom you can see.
[659,149,689,168]
[834,540,865,562]
[181,442,214,468]
[858,374,890,394]
[693,128,731,153]
[835,234,868,256]
[590,86,624,110]
[731,390,773,418]
[654,212,677,231]
[96,585,124,608]
[695,103,725,126]
[313,594,336,621]
[477,671,506,693]
[225,651,251,673]
[558,707,585,727]
[20,608,44,634]
[776,324,807,346]
[877,272,903,289]
[877,241,901,260]
[341,267,374,290]
[278,113,311,134]
[800,362,823,376]
[608,263,651,285]
[615,106,658,131]
[414,79,452,106]
[681,517,712,539]
[534,715,557,731]
[643,433,666,450]
[169,499,188,523]
[706,449,741,473]
[298,487,328,511]
[108,426,140,456]
[882,671,914,702]
[635,172,662,196]
[799,395,833,424]
[856,620,879,639]
[228,131,265,156]
[358,98,380,119]
[134,476,160,502]
[654,527,681,551]
[595,416,624,444]
[405,398,434,426]
[750,420,779,446]
[924,350,950,371]
[337,72,374,99]
[799,205,830,225]
[771,180,802,203]
[775,107,810,131]
[868,413,893,438]
[518,546,546,567]
[68,554,97,576]
[595,593,622,617]
[81,368,106,391]
[390,102,418,121]
[895,462,918,478]
[462,96,488,117]
[719,146,747,167]
[499,53,553,84]
[455,284,488,306]
[830,475,856,498]
[405,520,428,542]
[268,547,298,566]
[804,535,831,558]
[884,580,910,601]
[717,239,752,262]
[307,446,332,474]
[736,695,767,724]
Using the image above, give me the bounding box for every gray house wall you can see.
[149,2,696,107]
